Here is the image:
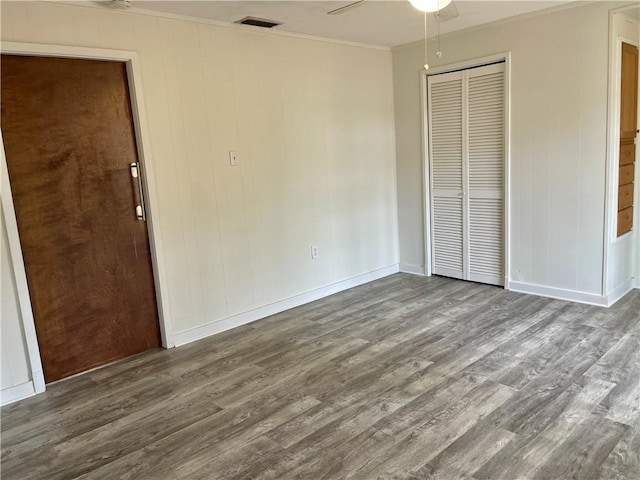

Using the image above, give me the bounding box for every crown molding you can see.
[392,0,602,50]
[43,1,391,51]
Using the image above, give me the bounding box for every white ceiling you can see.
[623,7,639,20]
[130,0,578,47]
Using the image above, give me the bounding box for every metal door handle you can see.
[130,162,146,221]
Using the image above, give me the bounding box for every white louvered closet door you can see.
[467,65,505,285]
[428,63,505,286]
[428,71,464,279]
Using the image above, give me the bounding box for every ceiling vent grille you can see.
[235,17,281,28]
[109,0,132,9]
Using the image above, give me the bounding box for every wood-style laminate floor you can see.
[2,273,639,479]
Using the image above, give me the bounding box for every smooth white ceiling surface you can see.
[131,0,577,47]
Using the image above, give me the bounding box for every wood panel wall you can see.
[0,0,398,392]
[393,2,620,296]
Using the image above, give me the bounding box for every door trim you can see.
[1,133,45,395]
[603,7,640,297]
[0,42,175,394]
[420,52,511,288]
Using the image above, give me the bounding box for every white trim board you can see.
[606,277,636,307]
[173,264,400,347]
[0,381,36,407]
[50,1,390,51]
[511,279,635,307]
[509,281,608,307]
[1,137,45,396]
[399,263,427,276]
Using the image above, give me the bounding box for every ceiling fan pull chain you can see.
[424,11,429,70]
[436,11,442,58]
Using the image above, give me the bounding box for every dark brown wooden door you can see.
[1,55,161,383]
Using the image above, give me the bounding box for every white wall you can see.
[0,1,398,401]
[393,1,631,302]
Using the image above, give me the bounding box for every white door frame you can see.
[0,42,175,394]
[420,52,511,288]
[603,6,640,297]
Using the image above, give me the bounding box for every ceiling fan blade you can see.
[327,0,366,16]
[436,1,458,22]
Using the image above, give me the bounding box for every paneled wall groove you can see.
[0,0,398,402]
[394,1,622,302]
[197,25,231,317]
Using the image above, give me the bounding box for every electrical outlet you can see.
[311,245,319,259]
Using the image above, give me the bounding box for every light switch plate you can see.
[229,151,239,166]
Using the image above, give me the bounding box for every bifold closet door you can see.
[428,71,464,279]
[428,63,505,286]
[467,65,505,285]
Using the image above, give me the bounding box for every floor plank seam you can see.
[2,274,638,480]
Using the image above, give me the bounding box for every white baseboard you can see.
[32,369,45,394]
[399,263,426,276]
[633,277,640,289]
[173,264,400,347]
[606,277,636,307]
[508,281,607,307]
[1,380,36,406]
